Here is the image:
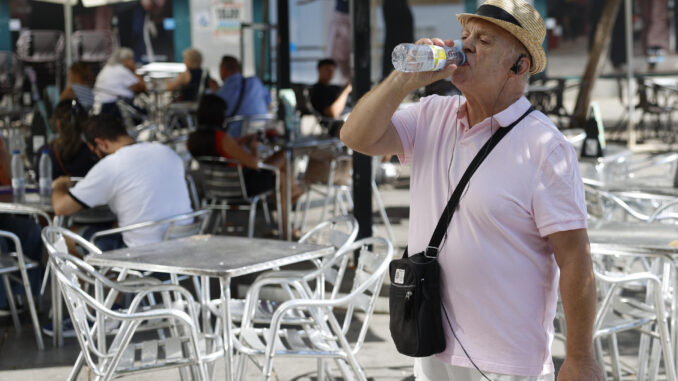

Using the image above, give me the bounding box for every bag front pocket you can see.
[389,283,419,354]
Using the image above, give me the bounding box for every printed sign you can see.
[211,0,244,41]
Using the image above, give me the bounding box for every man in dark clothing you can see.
[311,59,352,119]
[310,59,352,137]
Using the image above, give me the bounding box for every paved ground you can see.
[2,36,678,380]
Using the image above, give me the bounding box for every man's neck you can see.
[108,136,136,153]
[464,88,523,127]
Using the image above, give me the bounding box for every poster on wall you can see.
[211,0,244,41]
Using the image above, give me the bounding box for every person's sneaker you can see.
[42,317,76,338]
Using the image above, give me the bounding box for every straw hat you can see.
[457,0,547,74]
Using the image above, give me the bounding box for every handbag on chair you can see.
[389,106,534,357]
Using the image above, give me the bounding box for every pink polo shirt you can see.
[392,95,586,376]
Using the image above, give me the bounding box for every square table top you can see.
[588,221,678,250]
[85,235,334,278]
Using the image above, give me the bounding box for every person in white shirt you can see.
[52,113,192,249]
[94,47,147,117]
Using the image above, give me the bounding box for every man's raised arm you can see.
[340,38,457,157]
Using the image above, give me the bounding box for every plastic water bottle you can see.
[39,149,52,199]
[11,150,25,202]
[392,41,466,72]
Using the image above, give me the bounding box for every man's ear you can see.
[93,137,107,151]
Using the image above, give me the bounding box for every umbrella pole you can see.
[625,0,635,148]
[64,1,72,67]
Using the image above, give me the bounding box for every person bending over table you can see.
[35,100,98,180]
[51,113,192,250]
[93,47,147,118]
[187,94,303,237]
[165,47,219,102]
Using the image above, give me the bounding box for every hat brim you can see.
[457,13,546,74]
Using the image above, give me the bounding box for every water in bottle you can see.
[39,149,52,200]
[11,150,25,202]
[392,41,466,72]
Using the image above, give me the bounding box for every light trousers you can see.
[414,356,555,381]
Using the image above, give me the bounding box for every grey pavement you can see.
[0,36,674,380]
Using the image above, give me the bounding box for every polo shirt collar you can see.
[492,96,532,127]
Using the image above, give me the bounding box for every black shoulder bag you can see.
[389,106,534,357]
[228,76,248,118]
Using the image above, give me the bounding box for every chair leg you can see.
[248,198,259,238]
[609,334,622,381]
[2,275,21,332]
[595,338,609,381]
[67,353,85,381]
[298,189,312,232]
[262,198,271,225]
[19,266,45,350]
[317,358,326,381]
[372,180,396,244]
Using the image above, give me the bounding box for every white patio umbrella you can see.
[33,0,137,66]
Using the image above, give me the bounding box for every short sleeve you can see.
[69,159,115,208]
[121,67,140,88]
[391,102,421,165]
[532,142,587,237]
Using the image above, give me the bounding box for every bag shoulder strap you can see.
[405,105,535,259]
[228,75,248,118]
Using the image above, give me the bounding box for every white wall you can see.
[190,0,256,82]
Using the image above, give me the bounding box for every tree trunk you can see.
[571,0,623,128]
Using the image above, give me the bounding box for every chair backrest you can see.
[16,30,65,63]
[42,226,103,257]
[0,51,23,97]
[197,156,249,200]
[223,114,279,138]
[290,83,315,117]
[72,30,115,63]
[299,215,359,298]
[332,237,393,352]
[162,209,211,240]
[0,204,52,227]
[50,250,135,378]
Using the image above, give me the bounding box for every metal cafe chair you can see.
[71,30,116,64]
[197,156,282,237]
[50,250,223,381]
[41,226,200,379]
[233,237,393,381]
[0,51,24,106]
[223,215,358,326]
[591,244,677,381]
[223,113,280,139]
[0,230,44,351]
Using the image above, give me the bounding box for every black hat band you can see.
[475,4,523,28]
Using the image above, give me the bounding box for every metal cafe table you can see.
[85,234,334,381]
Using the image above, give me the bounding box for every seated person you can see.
[310,58,352,136]
[37,100,98,180]
[0,138,42,315]
[60,62,95,111]
[93,47,147,117]
[52,114,192,250]
[216,56,271,136]
[187,95,302,236]
[165,48,219,102]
